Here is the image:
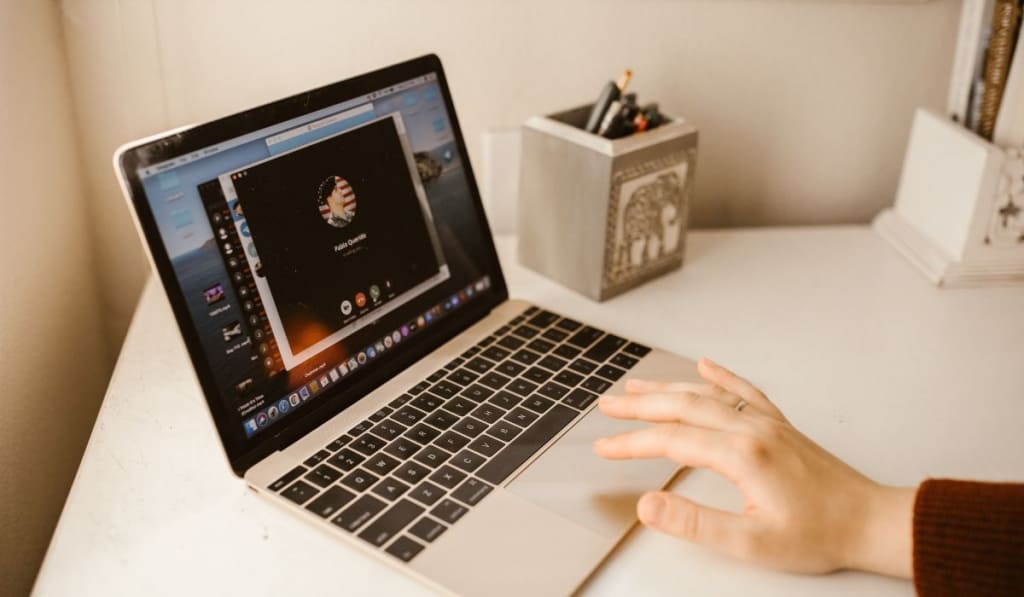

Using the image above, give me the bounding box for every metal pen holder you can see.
[517,104,699,301]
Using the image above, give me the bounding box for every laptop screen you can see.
[119,57,505,470]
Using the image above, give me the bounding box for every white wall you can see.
[0,1,110,594]
[61,0,960,355]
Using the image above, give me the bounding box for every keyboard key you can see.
[326,434,353,452]
[447,368,478,386]
[567,326,603,348]
[409,480,446,506]
[413,445,449,468]
[327,448,364,472]
[477,404,578,485]
[427,380,461,399]
[393,405,426,426]
[505,407,538,427]
[611,353,639,369]
[426,370,446,383]
[553,344,582,360]
[410,394,444,413]
[452,477,493,506]
[523,366,553,384]
[451,416,487,438]
[270,466,306,492]
[306,485,355,518]
[584,334,627,362]
[523,395,556,414]
[497,335,525,350]
[481,346,510,362]
[385,536,425,562]
[470,403,505,424]
[393,461,431,485]
[384,437,421,460]
[461,346,481,359]
[509,315,527,325]
[526,338,555,354]
[445,357,465,371]
[467,435,503,457]
[351,434,386,456]
[538,355,568,372]
[306,464,343,488]
[623,342,652,358]
[554,317,582,332]
[449,449,487,473]
[387,536,428,565]
[488,391,521,410]
[510,349,541,366]
[332,494,387,533]
[424,409,459,430]
[507,378,538,397]
[554,369,584,387]
[496,360,526,377]
[435,430,470,452]
[512,325,540,340]
[358,499,425,547]
[486,420,523,442]
[371,477,411,501]
[303,450,331,467]
[442,396,476,417]
[541,327,568,343]
[479,371,510,390]
[526,310,559,328]
[537,382,570,401]
[596,364,627,381]
[495,325,512,335]
[569,358,599,375]
[350,420,372,436]
[563,388,599,410]
[478,336,496,347]
[282,480,318,505]
[409,517,447,543]
[406,423,441,444]
[429,465,467,489]
[464,357,495,374]
[369,419,407,441]
[461,383,494,402]
[340,468,379,493]
[409,381,431,395]
[368,407,391,423]
[582,376,613,394]
[367,453,401,475]
[389,394,412,409]
[430,498,468,524]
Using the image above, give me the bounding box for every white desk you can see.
[35,227,1024,596]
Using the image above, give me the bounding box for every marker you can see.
[584,69,632,134]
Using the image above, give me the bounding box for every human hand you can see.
[593,358,914,577]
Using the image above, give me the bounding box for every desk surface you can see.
[35,227,1024,596]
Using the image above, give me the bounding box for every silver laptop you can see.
[115,54,697,596]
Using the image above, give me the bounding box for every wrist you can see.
[844,483,916,578]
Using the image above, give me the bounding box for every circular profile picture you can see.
[317,175,356,228]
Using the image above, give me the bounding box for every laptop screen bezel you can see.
[116,54,508,476]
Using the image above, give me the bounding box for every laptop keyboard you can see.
[266,306,651,563]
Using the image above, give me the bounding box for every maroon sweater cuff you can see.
[914,478,1024,596]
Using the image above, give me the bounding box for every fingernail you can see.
[638,493,665,525]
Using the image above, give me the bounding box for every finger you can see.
[593,424,742,480]
[637,491,754,559]
[598,392,745,432]
[625,379,723,397]
[698,358,785,419]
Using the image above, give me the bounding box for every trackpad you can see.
[506,407,679,540]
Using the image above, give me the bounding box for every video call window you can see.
[221,113,449,361]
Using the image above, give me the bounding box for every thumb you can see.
[638,491,751,555]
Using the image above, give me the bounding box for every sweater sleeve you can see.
[914,478,1024,596]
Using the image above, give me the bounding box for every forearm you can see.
[844,484,915,578]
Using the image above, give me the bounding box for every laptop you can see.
[115,54,698,596]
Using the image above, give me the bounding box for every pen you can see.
[584,69,632,134]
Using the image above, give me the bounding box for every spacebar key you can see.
[477,404,578,485]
